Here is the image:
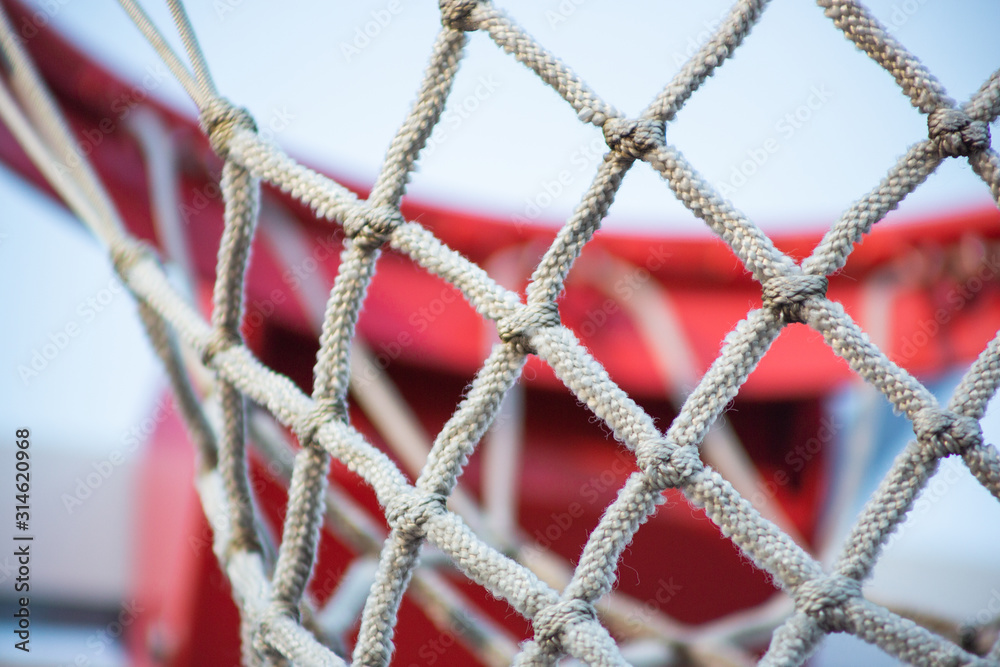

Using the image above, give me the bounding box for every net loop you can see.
[344,204,404,251]
[927,107,991,158]
[294,397,345,449]
[439,0,481,32]
[636,437,702,490]
[201,327,241,367]
[386,490,447,538]
[497,301,561,354]
[251,613,290,664]
[761,274,828,324]
[110,238,156,278]
[795,575,861,633]
[913,408,982,458]
[200,97,257,160]
[602,116,665,160]
[532,598,597,655]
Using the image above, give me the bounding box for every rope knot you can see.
[200,98,257,160]
[251,615,273,657]
[251,610,292,663]
[497,301,561,354]
[267,597,301,624]
[344,205,404,251]
[602,117,664,160]
[201,328,241,367]
[294,397,345,448]
[110,239,156,278]
[439,0,480,31]
[795,575,860,633]
[913,408,982,457]
[928,108,990,158]
[386,490,446,538]
[533,599,596,654]
[761,274,827,323]
[636,437,702,490]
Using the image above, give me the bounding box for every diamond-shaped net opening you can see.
[2,0,999,665]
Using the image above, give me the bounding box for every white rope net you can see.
[3,0,1000,665]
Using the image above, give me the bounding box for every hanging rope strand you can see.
[165,0,219,99]
[116,0,208,107]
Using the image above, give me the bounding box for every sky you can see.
[20,0,1000,233]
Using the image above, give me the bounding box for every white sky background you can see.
[1,2,999,664]
[24,0,1000,233]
